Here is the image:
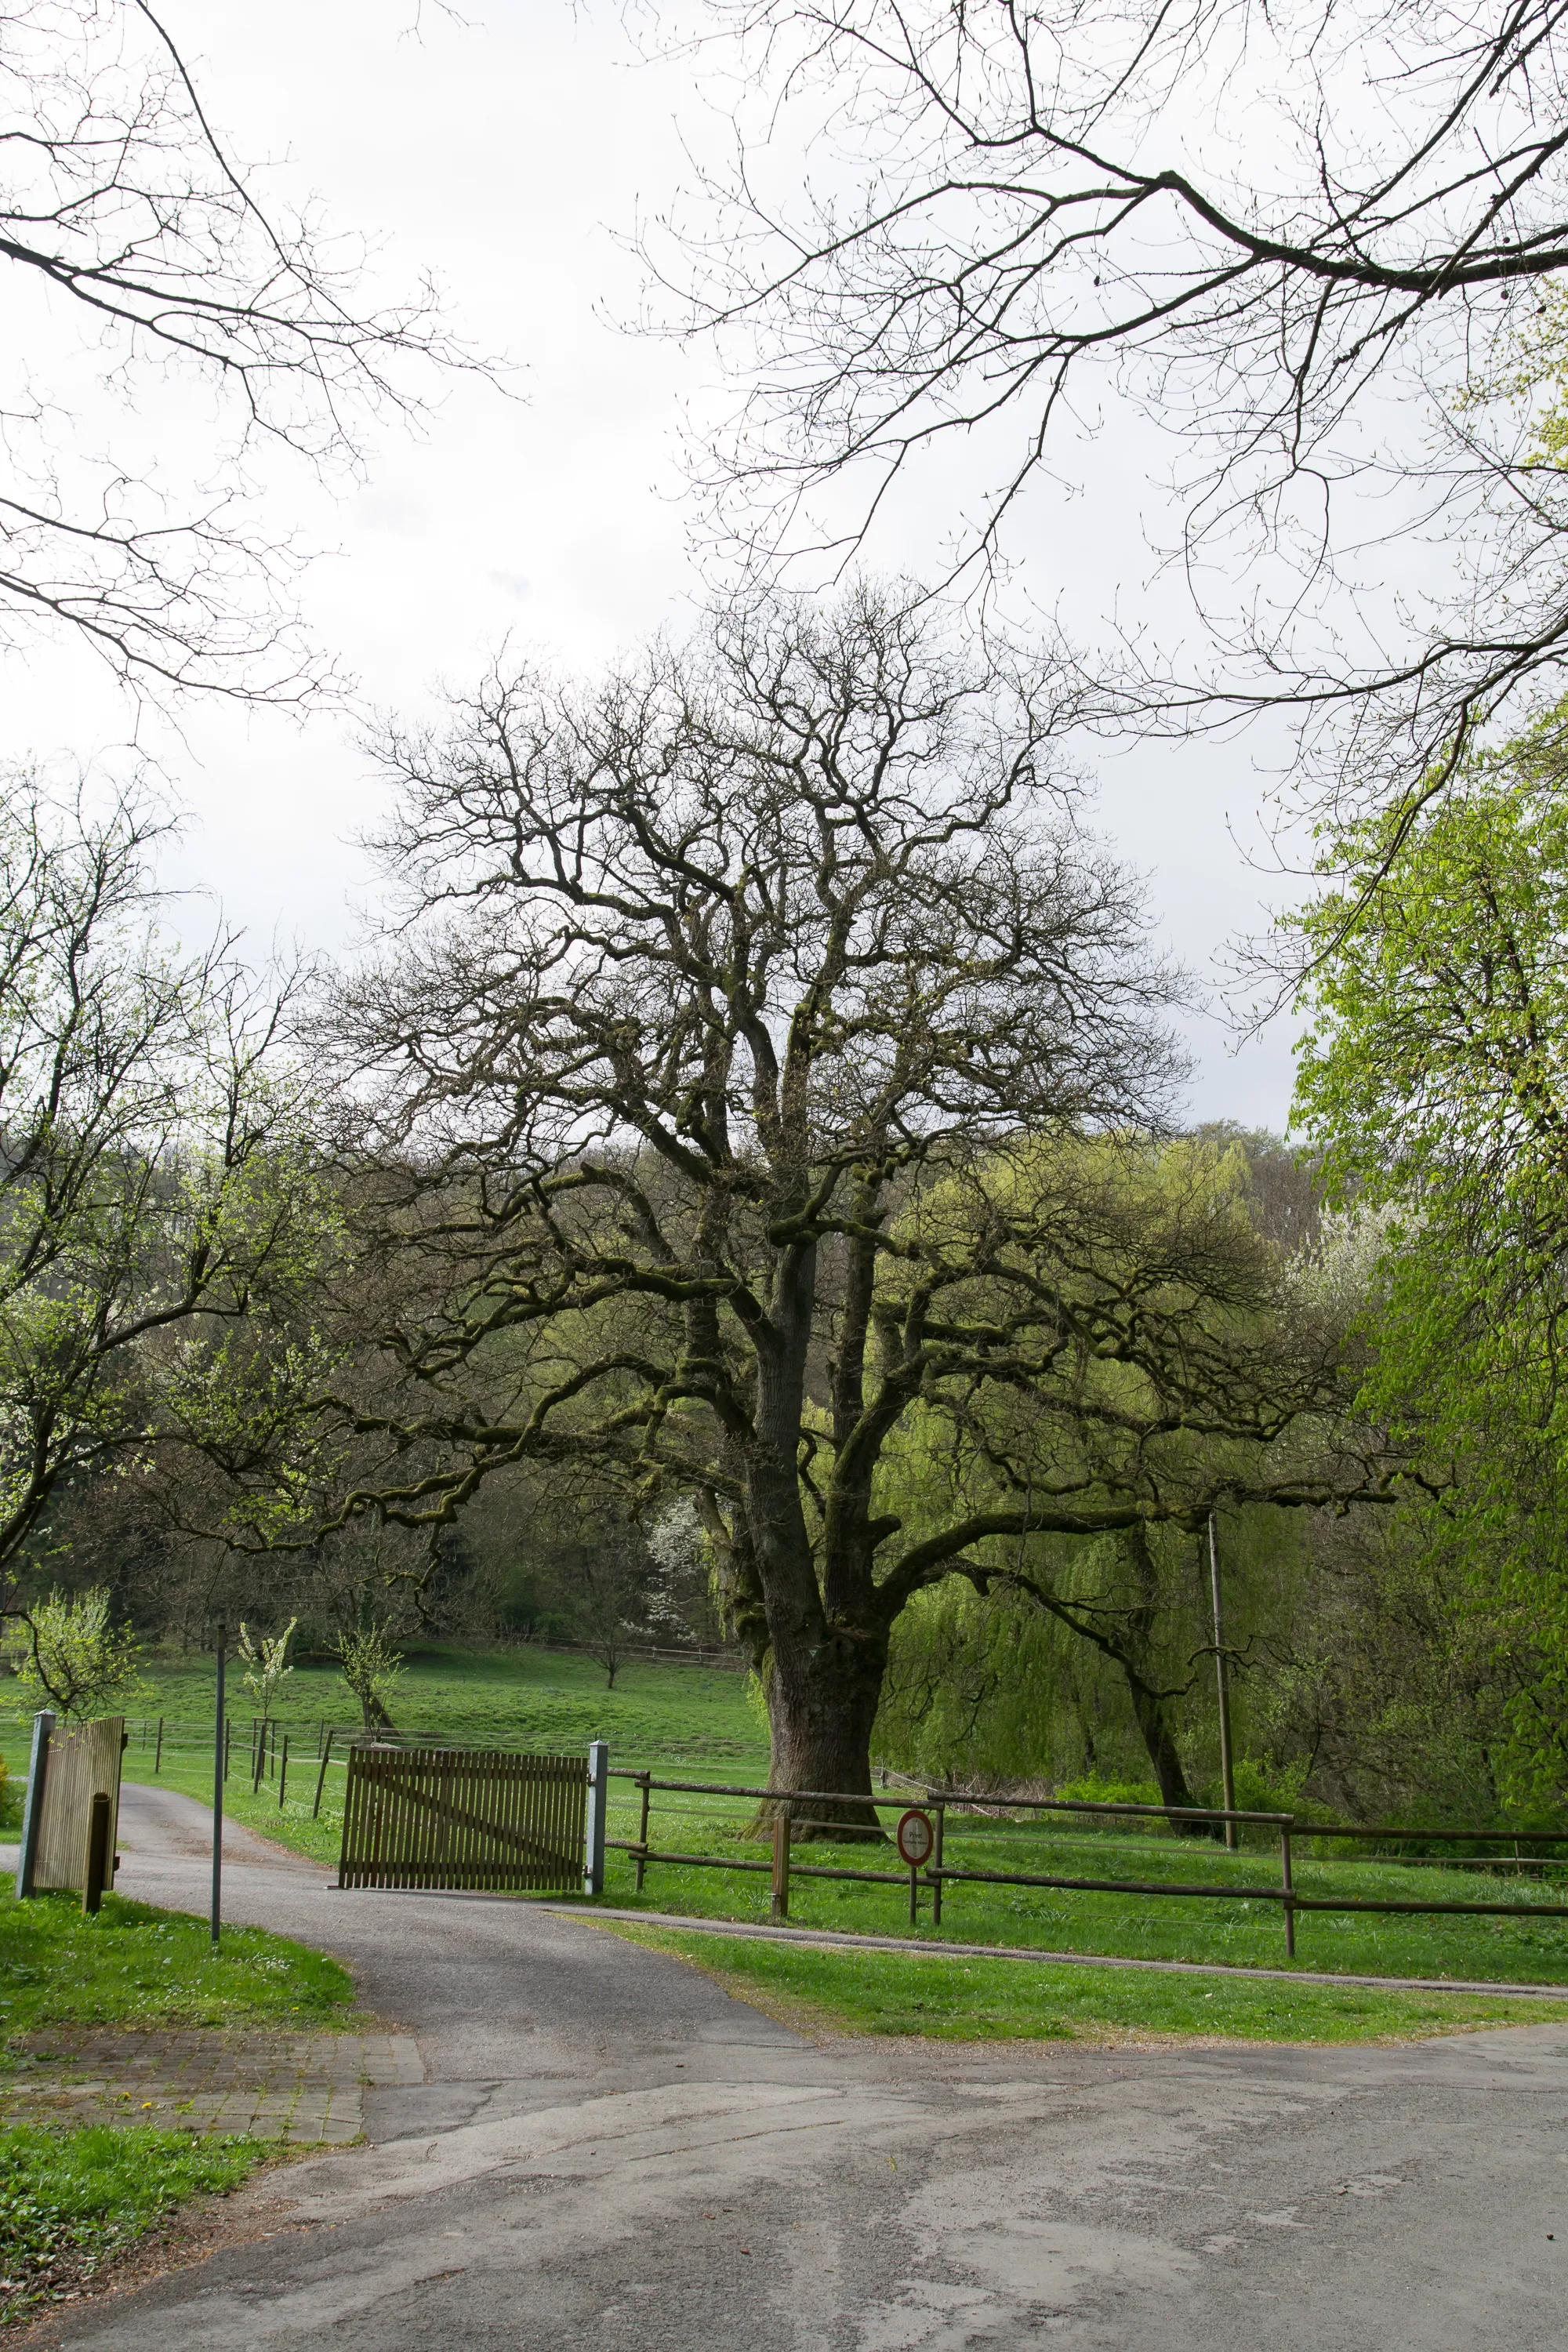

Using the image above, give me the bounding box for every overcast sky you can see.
[7,0,1307,1127]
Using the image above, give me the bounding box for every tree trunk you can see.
[1122,1669,1203,1820]
[763,1624,888,1839]
[1118,1523,1207,1832]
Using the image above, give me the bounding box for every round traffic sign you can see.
[896,1807,935,1867]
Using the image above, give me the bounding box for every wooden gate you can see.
[31,1717,127,1893]
[337,1744,590,1892]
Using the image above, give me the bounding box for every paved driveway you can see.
[18,1782,1568,2348]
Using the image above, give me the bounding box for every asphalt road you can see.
[20,1782,1568,2349]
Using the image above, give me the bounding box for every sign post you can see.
[896,1807,935,1927]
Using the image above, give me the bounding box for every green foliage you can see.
[5,1588,147,1721]
[237,1616,296,1722]
[0,1889,355,2038]
[0,2125,264,2325]
[1290,709,1568,1798]
[334,1624,405,1729]
[1053,1775,1163,1813]
[608,1926,1568,2045]
[0,782,341,1599]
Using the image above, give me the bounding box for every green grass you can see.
[604,1924,1568,2045]
[95,1641,768,1773]
[0,1893,351,2328]
[0,1889,355,2043]
[0,2122,265,2324]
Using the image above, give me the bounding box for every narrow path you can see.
[13,1783,1568,2350]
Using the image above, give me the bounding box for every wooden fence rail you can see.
[604,1771,1568,1958]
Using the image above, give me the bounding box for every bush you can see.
[1052,1776,1165,1829]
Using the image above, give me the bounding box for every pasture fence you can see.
[604,1770,1568,1958]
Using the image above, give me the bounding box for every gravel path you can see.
[12,1780,1568,2349]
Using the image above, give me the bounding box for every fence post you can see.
[1281,1820,1296,1958]
[313,1729,335,1819]
[931,1802,946,1929]
[583,1740,608,1896]
[278,1732,289,1810]
[154,1717,164,1775]
[771,1806,791,1923]
[16,1709,55,1900]
[634,1772,651,1895]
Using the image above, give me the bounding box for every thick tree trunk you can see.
[763,1624,888,1839]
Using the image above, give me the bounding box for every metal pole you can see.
[583,1739,608,1896]
[1208,1512,1238,1850]
[312,1728,335,1819]
[16,1709,54,1900]
[211,1624,226,1949]
[154,1717,163,1775]
[278,1732,289,1810]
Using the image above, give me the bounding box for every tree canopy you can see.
[182,585,1391,1811]
[656,0,1568,819]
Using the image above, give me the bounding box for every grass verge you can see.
[0,2122,265,2325]
[0,1887,356,2044]
[0,1892,354,2329]
[602,1924,1568,2045]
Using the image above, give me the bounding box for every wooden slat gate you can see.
[32,1717,126,1893]
[338,1744,590,1892]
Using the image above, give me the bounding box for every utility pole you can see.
[211,1623,227,1947]
[1208,1515,1238,1850]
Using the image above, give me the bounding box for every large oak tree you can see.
[310,586,1383,1812]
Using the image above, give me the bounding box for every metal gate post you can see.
[16,1710,54,1900]
[584,1740,609,1896]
